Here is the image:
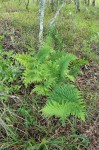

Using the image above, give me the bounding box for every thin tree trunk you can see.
[87,0,90,6]
[25,0,30,10]
[51,0,55,12]
[74,0,80,12]
[49,2,65,27]
[77,0,80,11]
[92,0,95,6]
[84,0,87,5]
[72,0,78,32]
[19,0,22,5]
[38,0,46,49]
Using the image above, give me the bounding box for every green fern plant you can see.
[14,38,86,125]
[14,42,77,95]
[42,84,85,126]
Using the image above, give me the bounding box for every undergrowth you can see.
[0,35,88,149]
[15,37,87,126]
[0,1,99,150]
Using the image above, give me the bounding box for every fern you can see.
[70,59,88,78]
[32,85,49,96]
[14,39,87,97]
[14,39,86,125]
[42,84,85,126]
[15,44,78,95]
[56,54,77,80]
[37,43,54,61]
[15,54,35,68]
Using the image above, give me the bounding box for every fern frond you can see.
[23,69,43,85]
[37,44,54,61]
[57,54,77,79]
[50,51,66,61]
[73,59,88,68]
[14,54,35,68]
[32,77,56,96]
[48,84,82,103]
[32,85,49,96]
[42,84,85,125]
[65,71,75,82]
[70,59,88,78]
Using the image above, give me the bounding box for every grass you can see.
[0,0,99,149]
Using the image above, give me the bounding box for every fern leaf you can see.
[32,85,49,96]
[37,44,54,61]
[42,84,85,124]
[14,54,35,68]
[48,84,82,103]
[23,69,43,85]
[57,54,77,79]
[65,71,75,82]
[42,101,85,121]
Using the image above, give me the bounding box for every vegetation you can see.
[0,0,99,150]
[15,40,86,125]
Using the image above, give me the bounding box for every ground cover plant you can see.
[0,0,99,150]
[15,39,86,125]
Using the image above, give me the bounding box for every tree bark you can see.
[38,0,46,49]
[19,0,22,5]
[49,2,65,27]
[84,0,87,5]
[92,0,95,6]
[51,0,55,12]
[74,0,80,12]
[25,0,30,10]
[87,0,90,6]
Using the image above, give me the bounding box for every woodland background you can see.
[0,0,99,150]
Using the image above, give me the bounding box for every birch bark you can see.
[49,2,65,27]
[38,0,46,49]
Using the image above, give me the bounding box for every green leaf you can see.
[42,84,85,124]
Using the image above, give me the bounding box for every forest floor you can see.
[0,1,99,150]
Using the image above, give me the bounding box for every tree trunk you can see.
[26,0,30,10]
[19,0,22,5]
[49,2,65,27]
[74,0,80,12]
[92,0,95,6]
[38,0,46,49]
[51,0,55,12]
[87,0,90,6]
[84,0,87,5]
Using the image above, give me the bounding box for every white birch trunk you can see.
[38,0,46,49]
[49,2,65,27]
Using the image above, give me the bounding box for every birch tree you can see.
[92,0,95,6]
[25,0,30,10]
[19,0,22,5]
[74,0,80,11]
[87,0,90,6]
[49,2,65,27]
[51,0,55,11]
[38,0,46,49]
